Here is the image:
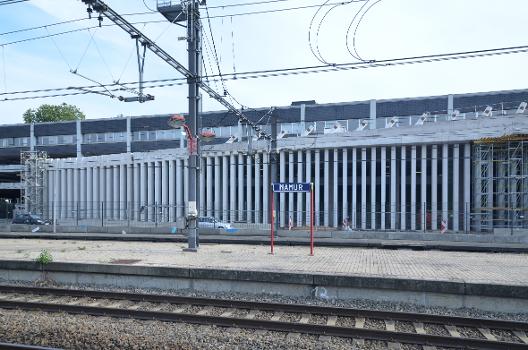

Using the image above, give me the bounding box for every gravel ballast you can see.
[0,280,526,349]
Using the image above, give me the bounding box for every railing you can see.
[32,201,528,234]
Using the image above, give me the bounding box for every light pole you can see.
[169,112,216,251]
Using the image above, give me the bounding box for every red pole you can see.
[270,186,274,255]
[310,182,314,256]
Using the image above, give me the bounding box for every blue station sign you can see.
[272,182,311,193]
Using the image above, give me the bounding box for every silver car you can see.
[198,217,231,229]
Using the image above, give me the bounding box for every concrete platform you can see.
[0,239,527,313]
[1,231,528,253]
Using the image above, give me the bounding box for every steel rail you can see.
[0,299,526,350]
[0,285,526,332]
[0,342,61,350]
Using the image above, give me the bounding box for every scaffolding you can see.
[20,151,48,215]
[473,135,528,232]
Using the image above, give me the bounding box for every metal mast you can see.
[186,0,201,250]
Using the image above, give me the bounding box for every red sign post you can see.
[271,182,314,255]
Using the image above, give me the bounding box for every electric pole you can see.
[186,0,201,251]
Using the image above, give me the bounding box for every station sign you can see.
[272,182,311,193]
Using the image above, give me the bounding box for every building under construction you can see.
[473,135,528,232]
[1,88,528,233]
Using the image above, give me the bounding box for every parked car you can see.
[198,217,231,229]
[12,213,50,225]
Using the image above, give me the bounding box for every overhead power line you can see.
[1,1,365,45]
[0,0,28,5]
[2,43,528,102]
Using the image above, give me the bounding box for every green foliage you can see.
[23,103,85,124]
[36,250,53,265]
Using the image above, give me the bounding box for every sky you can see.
[0,0,527,124]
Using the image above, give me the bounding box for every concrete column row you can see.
[45,143,473,232]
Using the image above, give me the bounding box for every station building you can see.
[1,88,528,233]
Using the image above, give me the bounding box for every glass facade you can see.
[0,137,29,148]
[37,134,77,146]
[83,132,126,144]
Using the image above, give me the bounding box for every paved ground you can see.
[1,239,527,286]
[2,232,528,253]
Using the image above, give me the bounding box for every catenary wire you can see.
[0,1,371,48]
[2,44,528,100]
[351,0,383,61]
[345,0,371,61]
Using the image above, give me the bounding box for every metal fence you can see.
[26,201,528,234]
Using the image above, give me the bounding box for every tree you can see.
[23,103,85,124]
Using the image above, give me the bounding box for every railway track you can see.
[0,285,526,349]
[0,342,61,350]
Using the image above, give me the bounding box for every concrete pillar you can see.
[361,147,367,230]
[453,144,460,231]
[73,167,79,219]
[79,167,86,220]
[400,146,406,230]
[140,162,147,221]
[215,155,221,220]
[421,145,427,231]
[324,149,330,227]
[370,99,376,129]
[126,163,133,221]
[93,166,100,219]
[200,157,206,217]
[279,151,286,227]
[176,159,183,219]
[464,144,471,232]
[448,94,454,115]
[431,145,438,230]
[230,154,236,223]
[161,160,168,222]
[411,145,417,230]
[238,154,244,222]
[300,104,306,130]
[67,168,73,218]
[371,147,377,229]
[113,165,119,219]
[254,153,261,224]
[60,166,67,219]
[263,152,269,224]
[333,148,338,228]
[126,116,131,153]
[105,166,112,219]
[380,147,386,230]
[119,164,126,220]
[154,161,161,222]
[148,161,155,221]
[342,149,348,227]
[76,119,82,157]
[86,167,93,220]
[222,154,229,222]
[352,148,357,228]
[288,151,294,226]
[442,143,449,230]
[390,146,397,230]
[247,154,253,223]
[168,160,175,222]
[305,150,312,226]
[297,150,304,226]
[314,150,321,226]
[206,156,213,217]
[134,163,141,221]
[29,123,35,151]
